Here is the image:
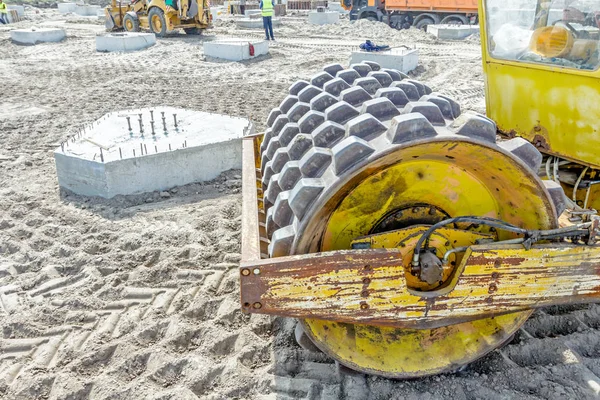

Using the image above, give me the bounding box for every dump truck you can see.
[346,0,479,30]
[240,0,600,378]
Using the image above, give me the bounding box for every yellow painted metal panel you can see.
[479,1,600,169]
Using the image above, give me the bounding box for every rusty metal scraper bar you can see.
[240,244,600,329]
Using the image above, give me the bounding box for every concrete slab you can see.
[350,47,418,74]
[7,10,23,23]
[7,5,25,17]
[54,107,253,198]
[57,2,77,13]
[96,32,156,52]
[308,10,339,25]
[427,24,480,40]
[10,28,66,45]
[74,4,101,16]
[327,2,348,13]
[244,9,262,17]
[236,17,281,29]
[211,6,226,20]
[204,39,269,61]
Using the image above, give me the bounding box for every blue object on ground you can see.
[359,40,390,52]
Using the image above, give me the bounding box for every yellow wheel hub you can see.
[152,15,163,32]
[295,140,557,378]
[124,19,133,31]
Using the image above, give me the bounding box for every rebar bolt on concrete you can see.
[119,147,122,159]
[151,121,155,136]
[140,143,144,155]
[126,116,132,131]
[144,144,148,154]
[173,114,178,128]
[139,118,144,135]
[150,110,154,121]
[61,143,64,152]
[100,148,104,163]
[155,145,157,153]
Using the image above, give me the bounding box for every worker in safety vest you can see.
[259,0,275,40]
[0,0,8,25]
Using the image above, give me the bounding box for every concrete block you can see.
[96,32,155,52]
[308,10,339,25]
[211,6,226,20]
[7,5,25,16]
[350,47,418,74]
[57,2,77,13]
[54,107,252,198]
[204,39,269,61]
[327,2,348,13]
[244,9,262,17]
[10,28,66,45]
[236,17,281,29]
[427,24,480,40]
[74,4,101,16]
[7,10,22,23]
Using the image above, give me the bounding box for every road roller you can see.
[239,0,600,377]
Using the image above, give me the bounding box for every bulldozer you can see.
[104,0,211,37]
[239,0,600,378]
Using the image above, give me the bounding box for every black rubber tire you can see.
[148,7,168,37]
[440,14,468,25]
[184,27,202,35]
[259,62,567,257]
[294,323,322,353]
[415,17,434,30]
[260,62,567,365]
[123,13,140,32]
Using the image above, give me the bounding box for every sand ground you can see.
[1,8,600,400]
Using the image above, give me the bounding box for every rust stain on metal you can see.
[533,133,551,151]
[240,244,600,329]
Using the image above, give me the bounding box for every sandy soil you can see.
[1,7,600,400]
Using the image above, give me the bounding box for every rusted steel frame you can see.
[241,136,262,263]
[239,243,600,329]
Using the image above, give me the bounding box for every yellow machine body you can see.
[480,0,600,208]
[105,0,211,36]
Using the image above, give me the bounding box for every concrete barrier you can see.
[236,17,281,29]
[211,6,226,20]
[244,9,261,17]
[327,2,348,13]
[96,32,156,52]
[10,28,66,45]
[7,5,25,17]
[204,39,269,61]
[350,47,419,73]
[308,10,339,25]
[74,4,101,16]
[427,24,480,40]
[57,2,77,13]
[7,9,22,23]
[54,107,252,198]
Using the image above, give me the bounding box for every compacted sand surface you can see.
[2,9,600,400]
